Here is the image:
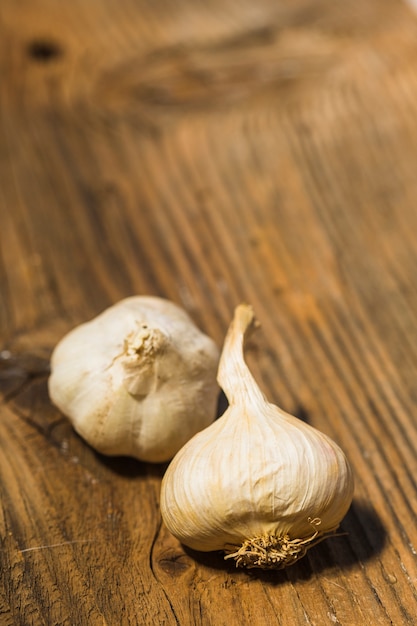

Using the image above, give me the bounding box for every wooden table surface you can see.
[1,0,417,624]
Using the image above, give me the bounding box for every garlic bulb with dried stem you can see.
[160,304,354,569]
[48,296,220,463]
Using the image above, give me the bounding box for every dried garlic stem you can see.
[217,304,264,407]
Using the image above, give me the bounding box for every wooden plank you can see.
[1,0,417,623]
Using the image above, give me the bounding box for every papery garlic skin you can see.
[160,304,354,569]
[48,296,220,463]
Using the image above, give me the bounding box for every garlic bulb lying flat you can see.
[160,304,354,569]
[48,296,220,463]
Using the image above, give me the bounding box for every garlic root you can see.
[224,518,339,570]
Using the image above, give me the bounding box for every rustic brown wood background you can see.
[1,0,417,624]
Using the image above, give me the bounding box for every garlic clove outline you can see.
[160,304,354,569]
[48,296,220,463]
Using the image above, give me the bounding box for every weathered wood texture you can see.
[1,0,417,623]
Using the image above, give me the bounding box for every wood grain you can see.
[1,0,417,624]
